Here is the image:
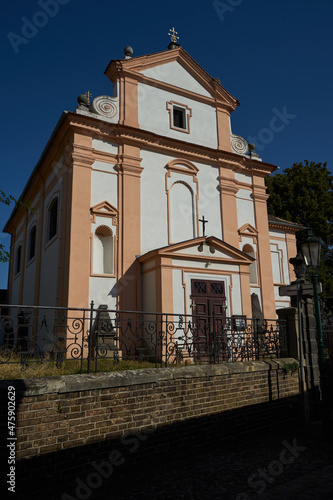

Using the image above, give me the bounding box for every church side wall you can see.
[10,219,25,305]
[38,182,62,307]
[21,207,40,305]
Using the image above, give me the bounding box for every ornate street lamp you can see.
[297,228,325,367]
[297,228,330,429]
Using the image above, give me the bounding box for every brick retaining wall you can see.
[0,359,300,498]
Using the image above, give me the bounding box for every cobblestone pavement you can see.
[87,423,333,500]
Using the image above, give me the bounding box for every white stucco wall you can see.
[140,150,222,255]
[92,139,118,155]
[89,276,117,310]
[141,61,213,98]
[197,163,222,239]
[235,172,252,185]
[270,239,289,285]
[142,270,156,312]
[91,167,118,208]
[236,190,256,230]
[138,84,218,149]
[140,150,170,254]
[172,269,185,314]
[175,246,232,259]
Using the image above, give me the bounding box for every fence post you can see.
[163,314,166,368]
[87,301,94,374]
[212,311,216,364]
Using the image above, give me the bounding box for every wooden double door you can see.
[190,279,227,361]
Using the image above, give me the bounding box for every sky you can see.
[1,0,333,289]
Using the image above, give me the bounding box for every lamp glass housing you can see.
[300,237,321,268]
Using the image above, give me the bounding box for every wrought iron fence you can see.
[0,303,288,373]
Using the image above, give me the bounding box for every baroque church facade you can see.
[4,41,300,320]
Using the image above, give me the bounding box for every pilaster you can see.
[119,75,139,128]
[218,166,239,247]
[66,134,93,309]
[216,107,232,152]
[117,144,143,311]
[252,177,276,318]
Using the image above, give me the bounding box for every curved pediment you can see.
[165,158,199,177]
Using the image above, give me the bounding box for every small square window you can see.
[166,101,192,134]
[173,107,185,129]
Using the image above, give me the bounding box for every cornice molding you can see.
[252,191,269,202]
[62,113,278,177]
[116,153,143,176]
[72,144,94,168]
[268,221,302,233]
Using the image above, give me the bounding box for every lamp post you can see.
[297,228,329,426]
[297,228,325,367]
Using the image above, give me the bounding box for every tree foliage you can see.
[0,190,15,263]
[266,161,333,300]
[0,190,37,264]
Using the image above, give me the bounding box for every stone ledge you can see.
[0,358,297,397]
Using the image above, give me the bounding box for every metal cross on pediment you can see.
[199,216,208,237]
[85,91,93,105]
[168,27,179,43]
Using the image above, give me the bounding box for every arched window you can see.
[15,245,22,276]
[28,225,37,261]
[93,226,113,275]
[47,198,58,241]
[243,244,257,285]
[169,182,195,243]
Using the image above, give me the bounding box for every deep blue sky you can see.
[1,0,332,289]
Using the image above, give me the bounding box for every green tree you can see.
[266,161,333,301]
[0,191,36,263]
[0,190,16,263]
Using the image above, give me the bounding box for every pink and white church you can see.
[4,40,301,320]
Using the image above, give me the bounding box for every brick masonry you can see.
[0,359,300,497]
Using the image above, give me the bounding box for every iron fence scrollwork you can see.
[0,303,288,373]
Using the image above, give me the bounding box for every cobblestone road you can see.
[88,423,333,500]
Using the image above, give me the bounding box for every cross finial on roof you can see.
[168,27,179,44]
[85,91,93,105]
